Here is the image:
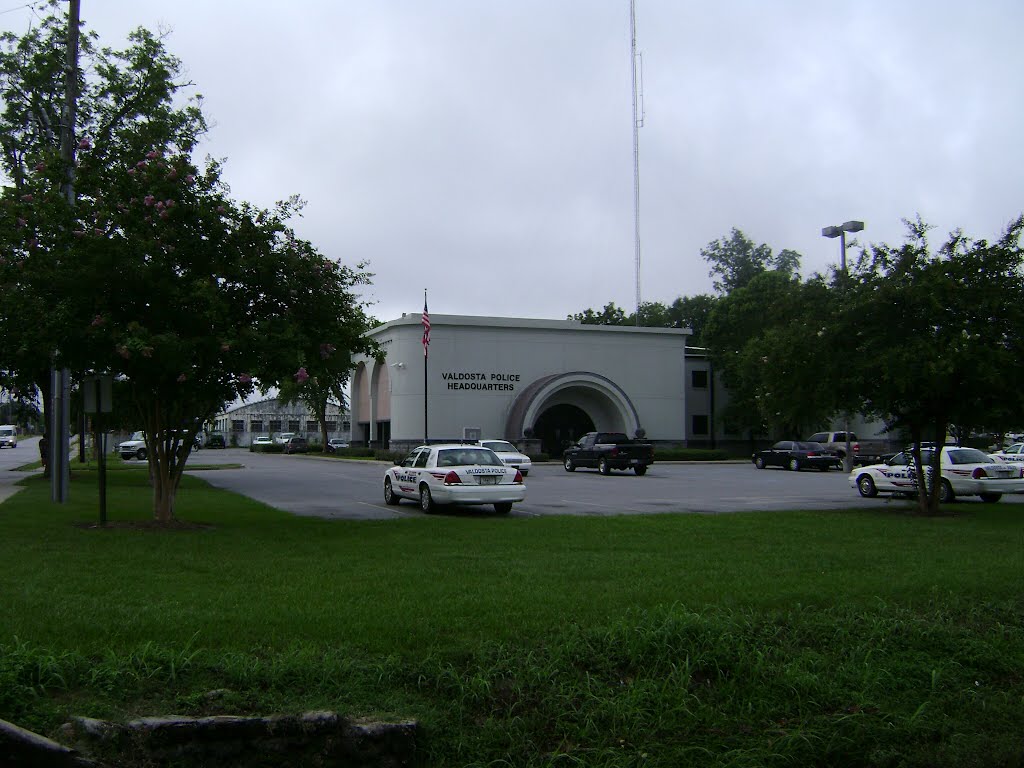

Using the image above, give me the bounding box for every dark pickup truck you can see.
[562,432,655,476]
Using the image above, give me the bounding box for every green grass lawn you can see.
[1,470,1022,767]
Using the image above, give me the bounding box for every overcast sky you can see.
[5,1,1023,324]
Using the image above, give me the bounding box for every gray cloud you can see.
[6,1,1022,322]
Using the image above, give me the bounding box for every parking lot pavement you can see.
[184,452,1024,520]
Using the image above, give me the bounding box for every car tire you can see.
[384,477,401,505]
[563,456,575,472]
[787,457,799,471]
[598,457,611,475]
[493,502,512,514]
[419,485,436,514]
[856,475,877,498]
[979,492,1002,503]
[938,479,955,504]
[136,448,147,461]
[754,456,766,469]
[634,465,647,476]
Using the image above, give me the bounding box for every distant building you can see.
[351,313,729,455]
[211,397,350,447]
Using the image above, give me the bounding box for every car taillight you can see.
[444,471,461,485]
[972,467,987,479]
[853,442,860,452]
[609,447,619,457]
[513,470,523,484]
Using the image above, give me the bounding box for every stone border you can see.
[3,712,418,767]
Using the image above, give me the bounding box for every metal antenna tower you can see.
[630,0,644,325]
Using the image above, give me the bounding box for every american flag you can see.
[422,296,430,356]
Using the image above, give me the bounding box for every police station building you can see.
[351,313,720,455]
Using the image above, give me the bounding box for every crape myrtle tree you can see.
[276,299,375,453]
[836,216,1024,515]
[0,10,376,523]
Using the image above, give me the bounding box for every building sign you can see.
[442,371,521,392]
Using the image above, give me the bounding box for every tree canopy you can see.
[0,9,375,522]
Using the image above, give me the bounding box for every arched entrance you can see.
[533,404,595,457]
[505,372,641,456]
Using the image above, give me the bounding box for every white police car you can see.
[476,439,532,476]
[850,446,1024,503]
[384,443,526,514]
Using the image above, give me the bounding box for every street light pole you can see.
[822,220,865,473]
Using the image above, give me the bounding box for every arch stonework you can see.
[505,372,641,440]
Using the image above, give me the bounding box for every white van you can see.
[0,425,17,448]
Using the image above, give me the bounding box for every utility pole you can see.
[51,0,81,502]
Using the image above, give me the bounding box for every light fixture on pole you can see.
[821,220,864,272]
[822,220,865,473]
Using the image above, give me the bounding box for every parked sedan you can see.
[383,443,526,514]
[476,439,532,476]
[283,435,309,454]
[326,438,349,453]
[752,441,839,471]
[250,436,274,452]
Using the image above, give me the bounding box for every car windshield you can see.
[482,441,516,453]
[437,448,503,467]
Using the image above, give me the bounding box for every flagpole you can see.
[422,289,430,444]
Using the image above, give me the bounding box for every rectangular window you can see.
[691,415,709,436]
[306,420,318,432]
[288,420,301,432]
[691,370,708,389]
[325,421,338,432]
[250,420,263,433]
[269,420,282,432]
[231,420,245,433]
[342,420,351,432]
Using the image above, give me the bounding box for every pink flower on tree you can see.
[237,373,252,384]
[143,195,156,207]
[78,138,91,150]
[319,343,336,359]
[294,367,309,384]
[91,315,105,327]
[117,345,131,359]
[146,151,159,160]
[177,373,187,383]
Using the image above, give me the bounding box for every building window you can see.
[250,420,263,433]
[691,370,708,389]
[288,419,301,432]
[325,421,338,432]
[306,420,318,432]
[231,420,245,433]
[691,415,709,436]
[342,420,351,432]
[269,420,282,432]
